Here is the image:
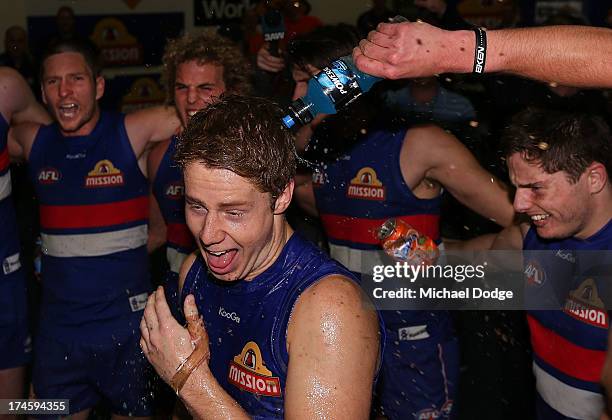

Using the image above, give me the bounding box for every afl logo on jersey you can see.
[37,167,61,184]
[524,260,546,287]
[347,167,386,200]
[311,170,327,188]
[85,160,125,188]
[165,181,185,200]
[228,341,282,397]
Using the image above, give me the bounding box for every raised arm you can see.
[2,67,50,160]
[354,22,612,88]
[0,67,50,126]
[401,125,514,227]
[284,275,380,419]
[125,106,181,160]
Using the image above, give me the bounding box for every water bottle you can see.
[282,15,408,129]
[282,55,381,129]
[377,218,439,266]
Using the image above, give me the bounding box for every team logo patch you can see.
[37,167,61,185]
[165,181,185,200]
[524,260,546,287]
[555,250,576,263]
[85,160,125,188]
[2,252,21,275]
[346,167,385,200]
[228,341,282,397]
[564,278,609,328]
[415,400,453,420]
[416,400,453,419]
[129,292,148,312]
[398,325,430,341]
[311,170,327,188]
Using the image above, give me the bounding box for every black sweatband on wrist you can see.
[472,27,487,74]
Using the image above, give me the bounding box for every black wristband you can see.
[472,27,487,74]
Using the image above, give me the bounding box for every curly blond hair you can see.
[161,31,253,104]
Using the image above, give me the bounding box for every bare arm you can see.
[293,171,319,217]
[0,67,50,126]
[490,223,529,250]
[401,125,514,227]
[125,106,181,160]
[1,68,49,160]
[354,22,612,88]
[8,122,40,161]
[180,360,250,419]
[147,140,171,253]
[445,223,524,252]
[284,275,379,419]
[148,194,167,253]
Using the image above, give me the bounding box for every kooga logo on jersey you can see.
[219,307,241,324]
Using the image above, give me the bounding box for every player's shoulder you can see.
[147,137,172,176]
[0,67,30,115]
[0,66,25,85]
[295,274,371,317]
[403,123,458,148]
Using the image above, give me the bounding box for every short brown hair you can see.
[161,31,252,104]
[174,94,296,203]
[41,38,101,80]
[502,108,612,183]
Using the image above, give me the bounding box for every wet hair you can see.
[286,24,390,163]
[174,94,296,204]
[161,31,252,105]
[40,38,101,79]
[502,108,612,183]
[287,24,360,73]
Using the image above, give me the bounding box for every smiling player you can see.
[140,94,381,419]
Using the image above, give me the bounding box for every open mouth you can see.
[205,248,238,274]
[58,103,79,119]
[530,213,551,226]
[185,110,201,122]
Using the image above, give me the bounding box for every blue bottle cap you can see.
[282,115,295,129]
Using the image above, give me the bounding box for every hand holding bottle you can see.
[377,218,439,266]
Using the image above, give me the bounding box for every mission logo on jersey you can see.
[228,341,282,397]
[85,160,125,188]
[563,278,609,328]
[347,167,385,200]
